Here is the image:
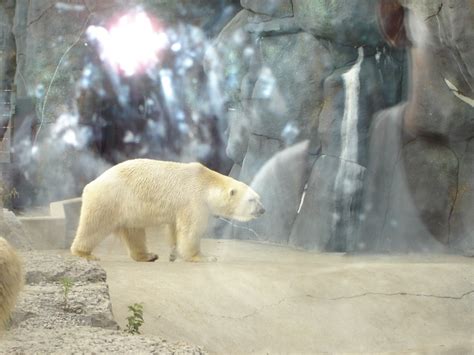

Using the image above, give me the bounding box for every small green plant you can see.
[60,277,74,310]
[125,303,144,335]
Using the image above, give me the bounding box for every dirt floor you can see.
[94,231,474,354]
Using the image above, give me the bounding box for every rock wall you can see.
[355,0,474,253]
[213,0,473,254]
[212,0,406,250]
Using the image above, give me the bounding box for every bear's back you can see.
[94,159,212,206]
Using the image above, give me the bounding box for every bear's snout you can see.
[253,202,265,217]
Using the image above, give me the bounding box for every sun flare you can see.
[87,12,168,76]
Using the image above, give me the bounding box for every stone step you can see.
[18,197,82,250]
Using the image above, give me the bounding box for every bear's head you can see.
[208,179,265,222]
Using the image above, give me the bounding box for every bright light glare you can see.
[87,12,168,76]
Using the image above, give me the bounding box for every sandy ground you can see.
[94,230,474,354]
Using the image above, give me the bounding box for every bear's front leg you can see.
[175,224,216,263]
[169,245,177,262]
[169,231,215,262]
[117,228,158,262]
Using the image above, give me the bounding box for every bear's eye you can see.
[249,198,255,203]
[230,188,237,196]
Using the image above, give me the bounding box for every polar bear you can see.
[70,159,265,262]
[0,237,23,331]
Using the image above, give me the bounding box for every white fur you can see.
[0,237,23,331]
[71,159,263,262]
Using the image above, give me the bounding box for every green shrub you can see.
[125,303,144,335]
[60,277,74,310]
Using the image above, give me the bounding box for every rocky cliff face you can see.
[356,0,474,253]
[213,0,473,254]
[212,0,407,251]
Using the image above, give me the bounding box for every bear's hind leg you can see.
[118,228,158,262]
[71,224,112,261]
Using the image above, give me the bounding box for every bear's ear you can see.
[229,188,237,197]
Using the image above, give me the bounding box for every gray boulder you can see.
[22,251,106,284]
[239,133,284,184]
[355,0,474,253]
[290,155,366,251]
[293,0,383,47]
[0,210,33,250]
[14,252,114,330]
[240,0,293,18]
[250,32,331,140]
[4,251,206,354]
[355,105,450,253]
[237,141,311,243]
[450,138,474,253]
